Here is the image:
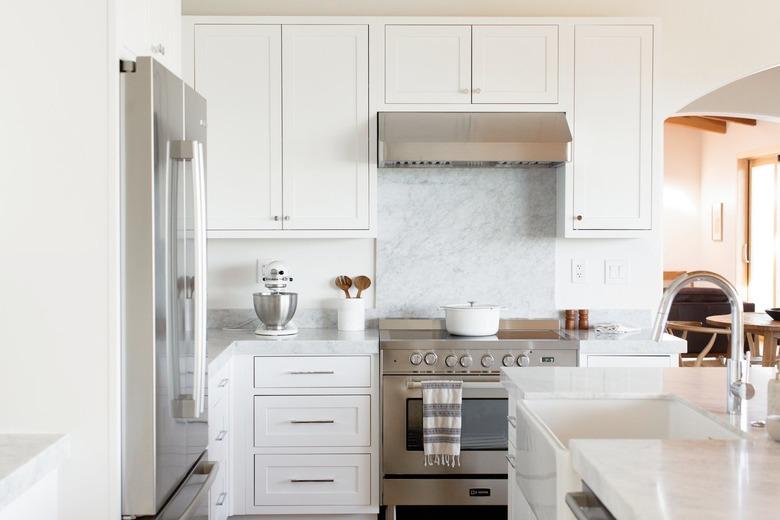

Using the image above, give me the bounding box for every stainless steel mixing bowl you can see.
[253,292,298,330]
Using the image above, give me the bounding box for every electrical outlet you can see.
[571,259,587,284]
[256,258,265,284]
[604,259,628,284]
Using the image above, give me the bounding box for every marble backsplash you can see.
[376,167,557,318]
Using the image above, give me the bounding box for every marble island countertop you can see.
[501,366,780,519]
[0,434,69,510]
[564,328,686,355]
[208,327,379,371]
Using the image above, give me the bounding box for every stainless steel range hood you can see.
[378,112,572,168]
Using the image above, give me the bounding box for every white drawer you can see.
[209,463,228,520]
[254,356,371,388]
[253,454,370,506]
[254,395,370,447]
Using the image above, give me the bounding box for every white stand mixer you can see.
[253,260,299,336]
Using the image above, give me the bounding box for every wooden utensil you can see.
[335,275,353,298]
[353,275,372,298]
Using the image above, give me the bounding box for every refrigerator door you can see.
[122,57,209,517]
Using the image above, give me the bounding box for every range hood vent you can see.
[378,112,572,168]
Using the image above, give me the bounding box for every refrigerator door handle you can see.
[192,140,208,417]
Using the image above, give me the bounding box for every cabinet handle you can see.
[505,455,517,469]
[273,215,280,221]
[283,215,291,221]
[287,370,335,375]
[151,43,166,56]
[575,215,583,221]
[290,479,335,483]
[507,415,517,428]
[460,88,470,94]
[290,419,335,424]
[473,88,482,94]
[218,378,229,388]
[216,492,227,506]
[215,430,227,441]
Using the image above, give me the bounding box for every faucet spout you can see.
[652,271,753,415]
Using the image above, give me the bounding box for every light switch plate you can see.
[604,259,628,284]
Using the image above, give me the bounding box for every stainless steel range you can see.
[379,318,578,519]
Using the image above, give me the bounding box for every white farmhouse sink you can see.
[513,397,743,520]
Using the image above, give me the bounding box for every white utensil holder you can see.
[338,298,365,331]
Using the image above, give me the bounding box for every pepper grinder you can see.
[564,310,577,330]
[578,309,589,330]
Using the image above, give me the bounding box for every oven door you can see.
[382,374,507,476]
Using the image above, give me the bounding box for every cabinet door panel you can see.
[472,25,558,104]
[385,25,471,104]
[151,0,181,74]
[282,25,369,230]
[194,24,283,230]
[573,25,653,230]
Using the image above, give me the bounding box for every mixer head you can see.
[261,260,293,291]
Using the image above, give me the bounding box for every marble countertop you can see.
[0,434,69,510]
[208,328,379,371]
[501,366,780,519]
[563,329,687,354]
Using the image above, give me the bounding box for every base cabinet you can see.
[581,354,678,367]
[208,364,231,520]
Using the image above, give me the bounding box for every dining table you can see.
[706,312,780,367]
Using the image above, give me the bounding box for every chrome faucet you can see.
[651,271,754,415]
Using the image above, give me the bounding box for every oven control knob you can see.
[502,354,516,367]
[424,352,438,366]
[444,355,458,368]
[481,354,494,368]
[517,354,531,367]
[459,354,473,368]
[410,352,423,366]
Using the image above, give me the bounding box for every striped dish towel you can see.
[421,380,462,467]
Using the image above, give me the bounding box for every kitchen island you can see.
[502,366,780,520]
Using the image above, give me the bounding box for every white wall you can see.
[189,0,780,316]
[0,2,119,520]
[663,124,703,271]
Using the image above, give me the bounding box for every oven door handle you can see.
[406,381,504,390]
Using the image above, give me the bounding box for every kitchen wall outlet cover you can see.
[571,259,587,284]
[604,259,629,285]
[256,258,265,285]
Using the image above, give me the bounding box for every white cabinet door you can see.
[194,25,283,231]
[281,25,369,230]
[472,25,558,104]
[385,25,471,104]
[117,0,150,60]
[150,0,181,74]
[572,25,653,231]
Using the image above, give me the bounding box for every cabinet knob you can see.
[575,215,583,221]
[151,43,166,56]
[273,215,280,221]
[460,88,470,94]
[473,88,482,94]
[284,216,291,221]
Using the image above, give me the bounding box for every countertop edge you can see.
[0,434,69,511]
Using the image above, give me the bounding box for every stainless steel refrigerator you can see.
[121,57,213,519]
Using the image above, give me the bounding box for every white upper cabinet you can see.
[385,25,472,104]
[282,25,369,230]
[117,0,181,74]
[194,25,283,231]
[385,24,558,104]
[572,25,653,231]
[471,25,558,104]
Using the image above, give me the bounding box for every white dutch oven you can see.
[440,301,503,336]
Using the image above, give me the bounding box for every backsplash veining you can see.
[376,167,557,318]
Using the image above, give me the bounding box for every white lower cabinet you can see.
[254,453,371,506]
[208,363,231,520]
[582,354,678,367]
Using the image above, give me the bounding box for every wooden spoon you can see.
[335,275,353,298]
[353,275,372,299]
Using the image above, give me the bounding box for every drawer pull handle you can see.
[287,370,335,375]
[507,415,517,428]
[289,419,335,424]
[218,378,229,387]
[505,455,516,469]
[215,430,227,441]
[216,492,227,506]
[290,478,335,483]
